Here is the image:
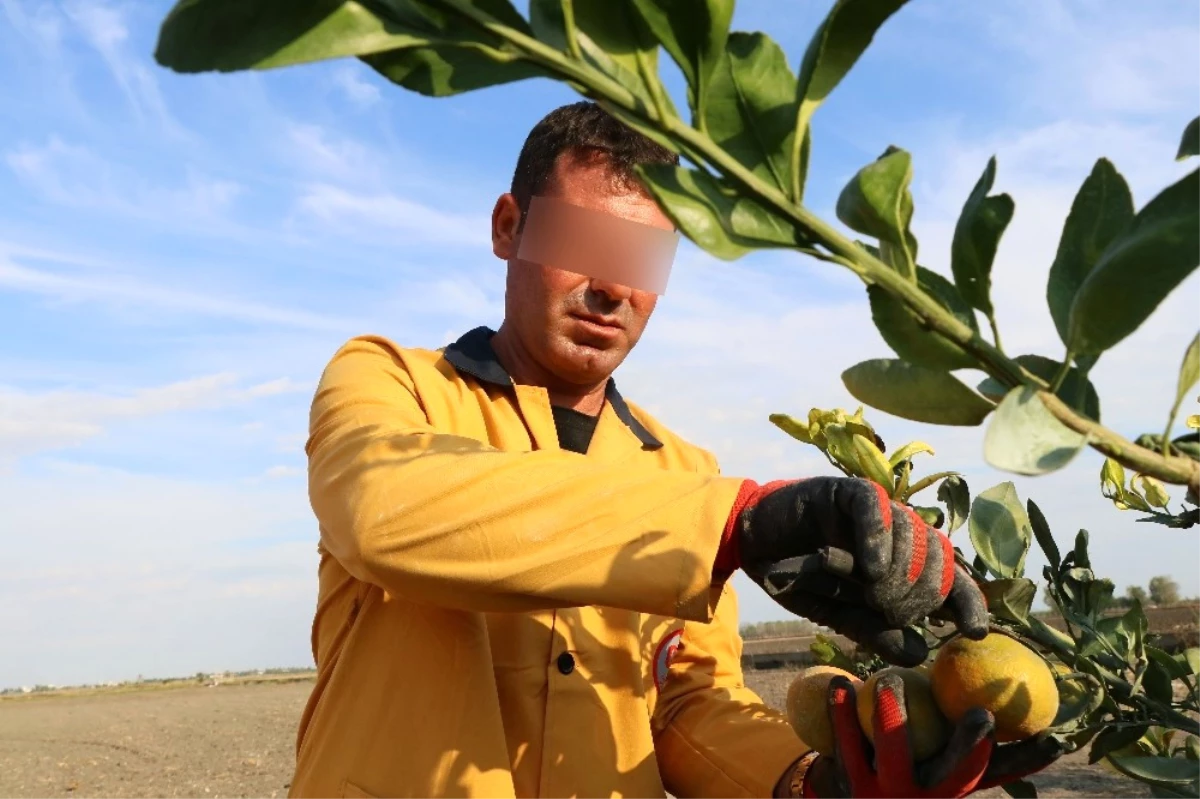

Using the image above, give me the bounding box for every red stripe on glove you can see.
[904,506,928,584]
[938,531,955,598]
[870,480,893,530]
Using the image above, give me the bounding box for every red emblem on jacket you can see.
[653,629,683,691]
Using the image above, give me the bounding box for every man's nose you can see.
[589,277,633,302]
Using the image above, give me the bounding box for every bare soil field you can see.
[0,671,1149,798]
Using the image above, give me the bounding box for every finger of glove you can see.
[764,554,868,604]
[943,562,991,640]
[915,707,994,789]
[827,676,873,795]
[865,505,935,627]
[771,587,930,667]
[976,734,1068,790]
[871,672,918,792]
[832,478,894,582]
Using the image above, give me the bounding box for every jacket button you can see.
[556,652,575,675]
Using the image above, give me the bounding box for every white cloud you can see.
[61,1,188,139]
[264,465,303,478]
[977,0,1199,117]
[0,251,356,331]
[0,373,308,463]
[0,464,317,688]
[292,183,491,248]
[331,64,382,108]
[7,136,242,223]
[287,122,377,181]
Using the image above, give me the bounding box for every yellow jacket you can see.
[290,327,809,799]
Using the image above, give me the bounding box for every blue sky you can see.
[1,0,1197,689]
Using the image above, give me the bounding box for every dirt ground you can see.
[0,672,1149,798]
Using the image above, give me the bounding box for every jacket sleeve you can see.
[306,336,746,622]
[652,581,811,798]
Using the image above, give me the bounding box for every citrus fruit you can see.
[786,665,862,756]
[856,666,951,761]
[930,633,1060,742]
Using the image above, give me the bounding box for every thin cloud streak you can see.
[0,255,357,332]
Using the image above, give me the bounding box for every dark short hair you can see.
[509,100,679,226]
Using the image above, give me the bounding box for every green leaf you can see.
[851,433,897,493]
[983,386,1088,476]
[769,413,816,445]
[868,265,980,369]
[1090,724,1151,764]
[154,0,435,72]
[888,441,935,469]
[1178,116,1200,161]
[628,0,734,124]
[362,42,547,96]
[1072,529,1091,570]
[1167,333,1200,435]
[822,423,867,479]
[937,475,971,535]
[1132,474,1172,509]
[1183,647,1200,675]
[1052,670,1103,729]
[1148,645,1189,681]
[793,0,909,137]
[531,0,669,115]
[705,32,799,194]
[1046,158,1136,351]
[1187,737,1200,762]
[1001,779,1038,799]
[1101,458,1127,503]
[1027,499,1061,572]
[836,147,917,280]
[951,156,1015,315]
[841,359,995,427]
[913,505,945,529]
[633,164,796,260]
[969,482,1033,579]
[1068,168,1200,355]
[810,633,856,672]
[978,355,1101,422]
[981,577,1037,623]
[1108,754,1200,786]
[1145,658,1176,704]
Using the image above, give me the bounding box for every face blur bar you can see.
[516,195,679,295]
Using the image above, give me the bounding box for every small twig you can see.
[1049,354,1074,394]
[986,311,1004,354]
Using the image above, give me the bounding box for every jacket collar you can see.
[443,326,663,450]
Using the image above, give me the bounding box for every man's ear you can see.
[491,193,522,260]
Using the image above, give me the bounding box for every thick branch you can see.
[436,0,1199,489]
[1039,391,1200,489]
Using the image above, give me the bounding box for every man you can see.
[291,101,1061,798]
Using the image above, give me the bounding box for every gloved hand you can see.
[714,476,989,666]
[795,672,1065,797]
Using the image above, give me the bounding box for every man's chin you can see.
[554,338,627,381]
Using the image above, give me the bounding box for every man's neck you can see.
[489,325,608,416]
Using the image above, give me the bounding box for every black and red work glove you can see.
[714,476,989,666]
[797,673,1065,797]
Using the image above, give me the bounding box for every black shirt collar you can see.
[442,326,663,450]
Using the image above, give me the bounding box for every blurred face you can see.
[490,152,673,387]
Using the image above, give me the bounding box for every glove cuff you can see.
[715,478,802,580]
[714,479,758,579]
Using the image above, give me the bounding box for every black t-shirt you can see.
[551,404,600,454]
